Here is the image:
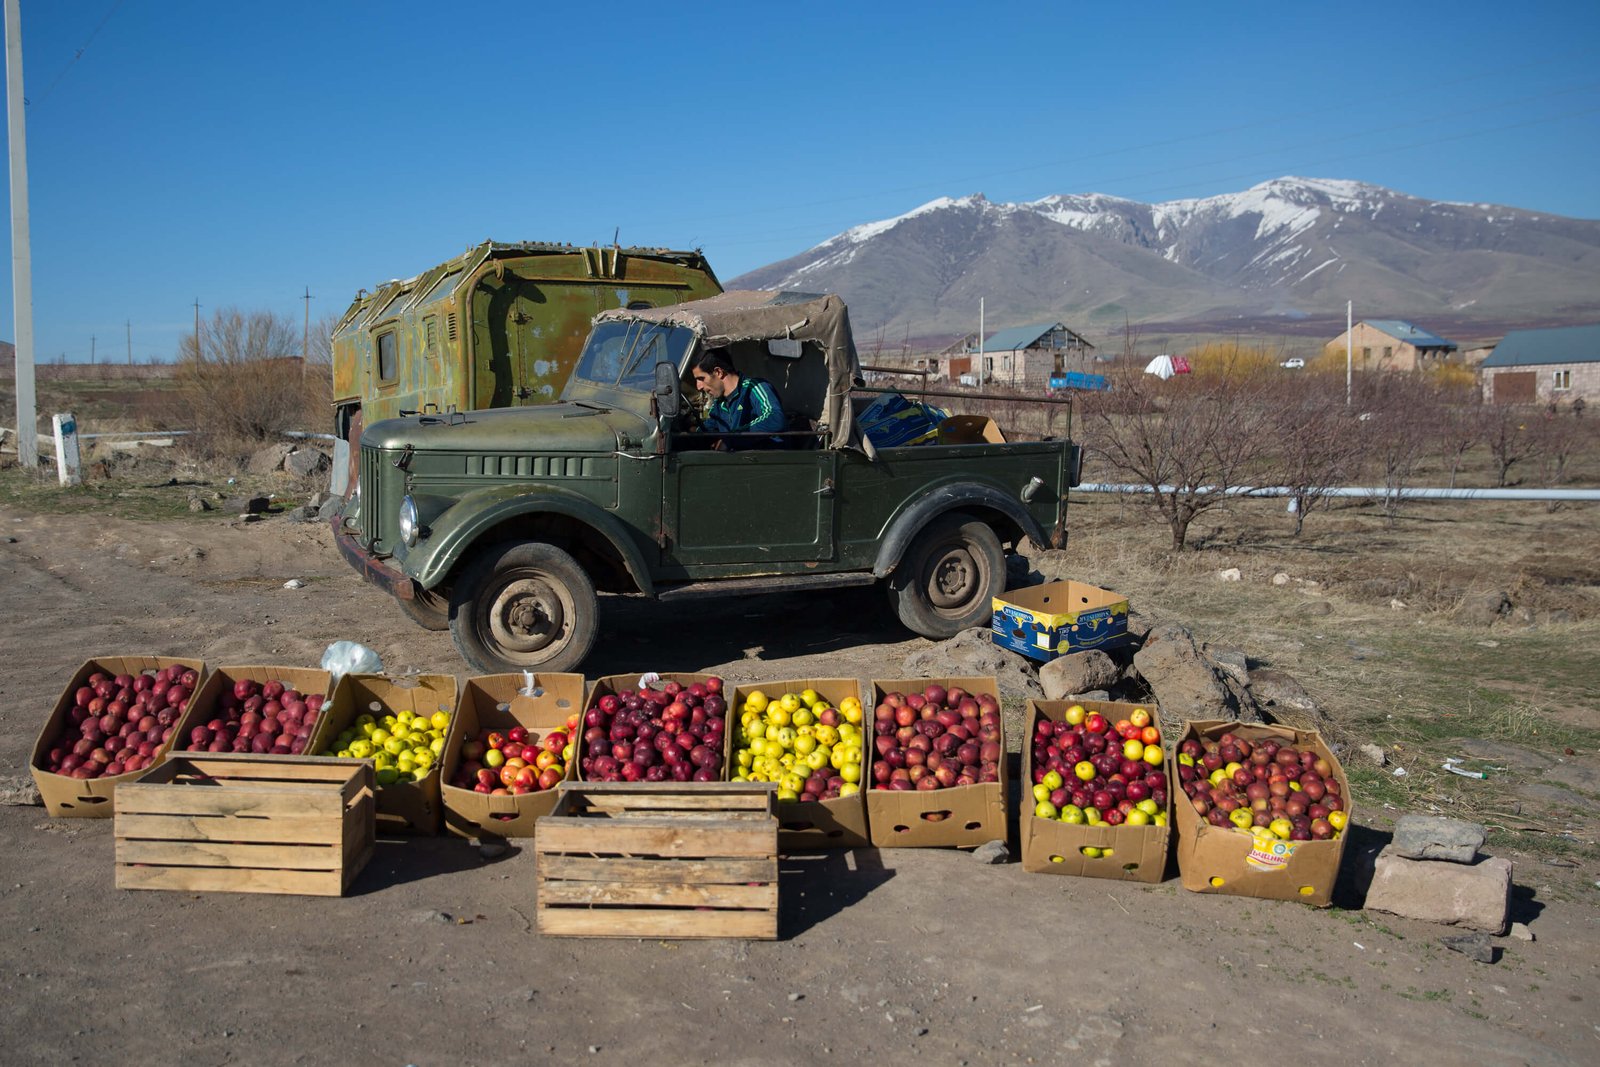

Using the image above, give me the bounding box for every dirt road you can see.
[2,506,1596,1066]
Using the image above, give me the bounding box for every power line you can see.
[31,0,125,109]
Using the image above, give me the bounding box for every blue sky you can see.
[3,0,1598,363]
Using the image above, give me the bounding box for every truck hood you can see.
[362,403,649,453]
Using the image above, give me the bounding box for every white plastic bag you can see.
[320,640,383,682]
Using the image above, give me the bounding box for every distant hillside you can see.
[731,178,1600,344]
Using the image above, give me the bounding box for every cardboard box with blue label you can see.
[991,580,1130,662]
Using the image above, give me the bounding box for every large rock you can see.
[247,442,295,475]
[1039,650,1120,701]
[1131,623,1262,731]
[284,448,332,478]
[1457,589,1510,627]
[1392,815,1485,864]
[903,627,1043,704]
[1364,846,1512,934]
[1247,668,1329,732]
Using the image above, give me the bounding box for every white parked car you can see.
[1280,358,1305,369]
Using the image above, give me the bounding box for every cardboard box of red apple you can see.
[866,676,1008,849]
[1170,720,1353,907]
[728,678,870,850]
[30,656,207,818]
[305,673,461,835]
[440,673,585,838]
[577,673,729,784]
[169,665,334,763]
[1021,699,1172,881]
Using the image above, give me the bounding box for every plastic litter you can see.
[638,672,662,691]
[283,578,307,590]
[1442,758,1489,780]
[1391,767,1408,777]
[519,670,544,698]
[321,640,382,681]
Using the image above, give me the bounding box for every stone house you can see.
[941,321,1096,388]
[1480,323,1600,406]
[1323,320,1458,372]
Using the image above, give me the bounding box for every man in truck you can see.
[690,348,787,449]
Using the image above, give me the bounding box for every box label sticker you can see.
[1246,839,1300,871]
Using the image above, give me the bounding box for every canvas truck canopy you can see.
[594,290,863,450]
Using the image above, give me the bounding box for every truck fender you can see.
[872,483,1049,579]
[412,487,656,597]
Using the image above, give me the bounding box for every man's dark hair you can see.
[692,348,738,377]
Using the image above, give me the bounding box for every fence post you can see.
[52,412,81,486]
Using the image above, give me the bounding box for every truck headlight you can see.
[398,495,420,547]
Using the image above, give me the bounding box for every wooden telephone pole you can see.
[302,286,312,378]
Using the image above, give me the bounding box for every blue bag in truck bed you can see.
[992,581,1130,661]
[857,393,950,448]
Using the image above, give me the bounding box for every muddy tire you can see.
[395,584,451,632]
[886,514,1005,639]
[448,542,597,674]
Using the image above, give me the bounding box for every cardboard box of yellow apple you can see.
[727,679,870,849]
[1021,699,1171,881]
[308,673,460,835]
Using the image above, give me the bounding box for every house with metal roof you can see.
[1480,323,1600,406]
[1322,319,1458,372]
[941,321,1096,388]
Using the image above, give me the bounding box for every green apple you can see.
[1041,769,1064,791]
[1035,800,1058,819]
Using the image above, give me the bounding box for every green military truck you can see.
[335,290,1081,673]
[328,241,721,496]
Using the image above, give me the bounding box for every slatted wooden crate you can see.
[114,753,375,896]
[535,782,779,939]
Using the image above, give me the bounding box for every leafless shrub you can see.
[1353,374,1436,523]
[1262,379,1365,536]
[174,307,328,454]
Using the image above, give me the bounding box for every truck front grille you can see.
[360,444,383,549]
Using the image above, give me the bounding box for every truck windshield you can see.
[573,320,696,392]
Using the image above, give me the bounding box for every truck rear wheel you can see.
[395,584,451,632]
[449,542,597,674]
[887,514,1005,639]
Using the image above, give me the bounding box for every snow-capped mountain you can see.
[732,178,1600,340]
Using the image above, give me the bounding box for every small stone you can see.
[1216,567,1242,582]
[1393,815,1486,864]
[1390,598,1407,611]
[416,909,453,924]
[286,504,322,524]
[187,496,213,513]
[788,992,804,1002]
[1271,572,1290,586]
[1296,600,1333,617]
[589,1046,601,1054]
[1039,650,1119,701]
[971,839,1009,865]
[0,776,43,807]
[1359,743,1388,767]
[283,578,308,590]
[1440,932,1495,963]
[1509,923,1534,942]
[914,1028,929,1037]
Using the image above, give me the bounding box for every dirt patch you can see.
[1,483,1598,1063]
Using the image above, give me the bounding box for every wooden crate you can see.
[535,782,779,939]
[114,753,375,896]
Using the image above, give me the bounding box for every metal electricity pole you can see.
[5,0,37,467]
[193,298,201,361]
[1346,300,1353,407]
[125,319,131,364]
[90,334,96,365]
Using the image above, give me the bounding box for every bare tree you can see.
[1433,395,1484,489]
[1081,359,1275,550]
[1482,404,1541,487]
[1265,379,1365,536]
[1530,407,1594,509]
[176,307,320,442]
[1356,374,1434,524]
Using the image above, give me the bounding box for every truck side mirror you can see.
[653,362,682,419]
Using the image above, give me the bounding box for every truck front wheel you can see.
[887,514,1005,639]
[448,542,598,674]
[395,584,451,632]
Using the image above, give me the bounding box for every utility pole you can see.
[90,334,96,365]
[193,298,202,361]
[125,320,131,364]
[977,297,985,389]
[1345,300,1353,407]
[5,0,37,468]
[302,285,312,378]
